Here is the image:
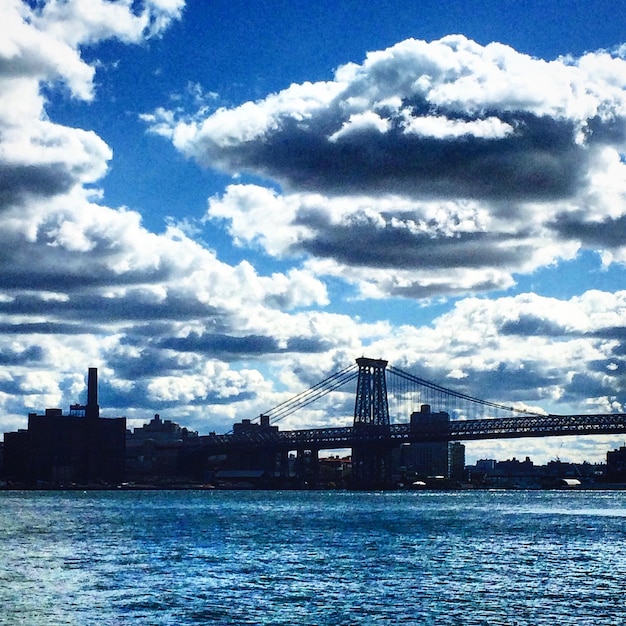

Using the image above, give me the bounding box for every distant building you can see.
[232,415,278,435]
[3,368,126,486]
[401,440,448,477]
[223,415,281,475]
[125,414,199,483]
[474,459,497,472]
[466,456,603,488]
[606,445,626,482]
[399,405,464,479]
[129,413,198,443]
[448,441,466,481]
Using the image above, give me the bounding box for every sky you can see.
[2,0,626,464]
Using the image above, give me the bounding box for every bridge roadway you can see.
[198,413,626,453]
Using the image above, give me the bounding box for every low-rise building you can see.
[3,369,126,487]
[125,414,199,483]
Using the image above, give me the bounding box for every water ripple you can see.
[1,490,626,625]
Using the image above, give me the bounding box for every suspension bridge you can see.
[196,357,626,486]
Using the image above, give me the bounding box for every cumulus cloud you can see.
[3,3,626,466]
[373,290,626,415]
[0,0,180,216]
[28,0,185,47]
[169,36,626,198]
[161,36,626,298]
[207,183,578,297]
[0,0,350,434]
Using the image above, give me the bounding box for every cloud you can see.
[169,36,626,200]
[207,183,577,297]
[551,212,626,248]
[374,290,626,415]
[0,345,44,366]
[1,0,184,105]
[183,109,587,202]
[28,0,185,47]
[0,1,350,433]
[500,315,570,338]
[0,0,183,215]
[2,4,626,467]
[151,37,620,298]
[157,332,332,358]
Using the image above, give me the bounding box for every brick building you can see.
[3,369,126,486]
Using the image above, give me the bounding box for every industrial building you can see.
[3,368,126,487]
[125,413,199,484]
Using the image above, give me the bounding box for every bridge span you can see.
[200,412,626,453]
[201,356,626,449]
[194,357,626,486]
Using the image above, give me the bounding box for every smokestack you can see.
[86,367,99,418]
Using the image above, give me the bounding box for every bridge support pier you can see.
[351,426,394,489]
[351,358,393,488]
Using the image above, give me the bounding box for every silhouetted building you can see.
[125,414,199,483]
[449,441,466,481]
[129,413,198,443]
[466,456,603,488]
[606,445,626,482]
[3,430,29,481]
[401,405,455,477]
[225,415,281,475]
[3,368,126,486]
[232,414,278,435]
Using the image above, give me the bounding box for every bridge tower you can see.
[351,357,393,488]
[354,357,390,426]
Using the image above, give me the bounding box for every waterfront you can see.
[1,490,625,625]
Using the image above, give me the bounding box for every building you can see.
[129,413,198,443]
[399,405,462,479]
[448,441,466,481]
[125,414,199,483]
[3,368,126,486]
[606,445,626,482]
[224,415,282,475]
[466,456,603,488]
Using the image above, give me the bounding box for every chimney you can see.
[86,367,100,418]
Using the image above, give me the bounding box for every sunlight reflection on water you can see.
[1,489,625,625]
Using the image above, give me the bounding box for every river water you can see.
[1,489,625,625]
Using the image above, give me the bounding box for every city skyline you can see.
[2,0,626,463]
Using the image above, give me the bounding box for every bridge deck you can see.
[198,414,626,452]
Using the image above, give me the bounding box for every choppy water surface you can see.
[1,489,625,625]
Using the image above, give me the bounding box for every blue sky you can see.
[3,0,626,463]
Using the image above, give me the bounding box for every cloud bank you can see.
[2,3,626,463]
[0,0,353,434]
[150,35,626,297]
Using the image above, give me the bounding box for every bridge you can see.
[194,357,626,486]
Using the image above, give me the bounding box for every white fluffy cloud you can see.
[0,1,349,436]
[147,35,626,299]
[169,35,626,170]
[207,183,582,298]
[3,5,626,465]
[381,289,626,415]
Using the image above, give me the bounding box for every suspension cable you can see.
[226,360,542,435]
[387,365,542,416]
[224,363,359,433]
[266,366,359,424]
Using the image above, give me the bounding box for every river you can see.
[1,489,625,625]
